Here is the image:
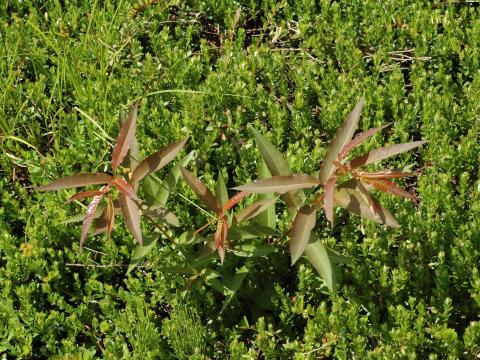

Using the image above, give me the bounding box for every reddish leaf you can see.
[111,102,139,170]
[353,169,414,179]
[215,216,228,264]
[180,167,221,213]
[234,197,278,224]
[338,123,391,160]
[324,177,336,225]
[289,205,317,265]
[105,195,115,235]
[223,192,248,212]
[65,189,104,203]
[333,185,399,227]
[363,178,415,199]
[36,173,112,191]
[130,138,188,185]
[318,96,364,184]
[119,193,143,245]
[356,180,381,219]
[349,141,427,169]
[111,177,140,202]
[93,194,115,236]
[80,186,108,249]
[233,175,319,194]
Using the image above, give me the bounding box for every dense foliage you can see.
[1,0,479,358]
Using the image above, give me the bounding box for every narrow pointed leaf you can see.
[233,175,318,194]
[93,195,115,236]
[36,173,112,191]
[234,197,278,224]
[223,192,248,212]
[250,128,302,209]
[111,177,140,202]
[215,217,228,264]
[228,225,276,240]
[143,205,180,227]
[289,205,317,265]
[180,167,221,213]
[349,141,427,169]
[324,177,336,225]
[257,159,276,229]
[119,193,143,245]
[65,189,104,203]
[142,175,162,206]
[130,138,188,184]
[112,101,138,170]
[334,184,399,227]
[119,109,140,170]
[356,180,381,219]
[80,191,105,249]
[250,128,291,176]
[156,150,195,205]
[339,123,391,160]
[216,172,229,207]
[353,169,415,179]
[304,233,337,292]
[126,235,158,275]
[318,96,365,184]
[221,265,249,311]
[364,178,415,199]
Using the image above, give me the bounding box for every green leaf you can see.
[143,205,180,227]
[36,173,113,191]
[349,140,427,169]
[142,175,162,206]
[216,172,229,207]
[233,175,319,194]
[130,138,188,185]
[304,233,337,292]
[230,243,275,258]
[180,167,221,213]
[289,205,317,265]
[156,151,195,205]
[257,159,276,229]
[228,225,276,240]
[126,235,158,275]
[221,265,250,311]
[318,96,364,184]
[250,127,302,209]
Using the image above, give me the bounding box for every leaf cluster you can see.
[36,98,426,293]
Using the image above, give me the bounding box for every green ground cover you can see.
[1,0,479,358]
